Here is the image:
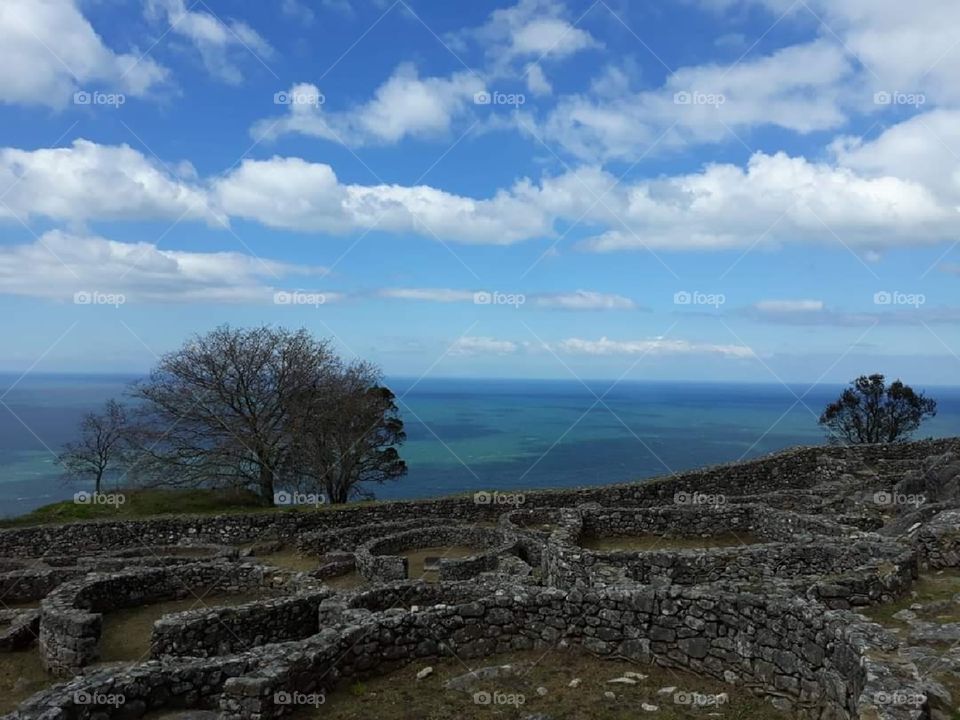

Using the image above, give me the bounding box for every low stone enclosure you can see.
[3,437,960,720]
[543,505,917,602]
[354,525,519,582]
[38,562,285,675]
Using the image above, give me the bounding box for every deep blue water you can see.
[1,374,958,517]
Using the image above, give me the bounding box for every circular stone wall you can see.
[355,525,519,582]
[39,562,273,675]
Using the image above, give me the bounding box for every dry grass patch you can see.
[99,591,268,662]
[253,547,321,573]
[400,546,479,582]
[0,650,50,714]
[297,649,789,720]
[323,571,366,591]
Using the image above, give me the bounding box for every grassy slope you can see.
[0,488,271,527]
[1,465,686,529]
[0,486,415,528]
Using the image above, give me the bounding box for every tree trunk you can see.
[258,466,275,505]
[330,470,349,504]
[95,470,103,495]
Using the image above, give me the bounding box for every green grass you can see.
[0,465,758,531]
[0,488,272,527]
[0,484,495,529]
[863,570,960,629]
[0,469,699,530]
[0,649,50,714]
[0,486,426,528]
[98,590,269,662]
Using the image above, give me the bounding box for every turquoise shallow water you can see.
[1,374,958,517]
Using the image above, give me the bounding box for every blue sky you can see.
[1,0,959,385]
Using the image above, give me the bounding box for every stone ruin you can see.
[1,438,960,719]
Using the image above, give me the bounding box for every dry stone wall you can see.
[151,589,333,659]
[8,582,929,720]
[39,562,271,675]
[212,584,928,720]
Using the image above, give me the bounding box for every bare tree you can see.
[819,374,937,444]
[58,399,129,494]
[128,325,340,504]
[288,360,406,504]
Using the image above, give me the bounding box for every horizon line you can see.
[0,371,957,390]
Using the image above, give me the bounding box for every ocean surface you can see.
[1,374,958,517]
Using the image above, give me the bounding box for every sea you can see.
[1,373,958,518]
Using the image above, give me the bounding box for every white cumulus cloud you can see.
[0,0,168,108]
[0,231,321,303]
[465,0,601,65]
[145,0,273,84]
[534,40,853,161]
[254,66,484,146]
[703,0,960,107]
[577,151,955,251]
[213,155,551,244]
[4,136,959,255]
[0,139,221,225]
